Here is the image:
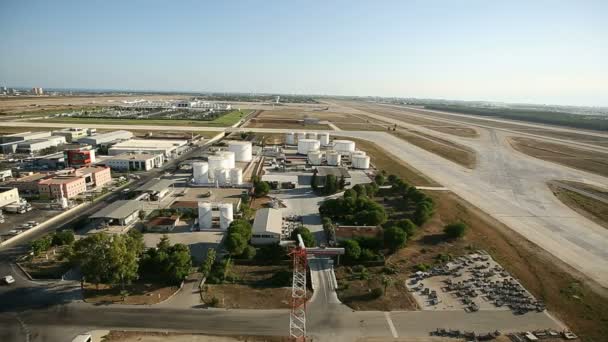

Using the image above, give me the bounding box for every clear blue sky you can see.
[1,0,607,106]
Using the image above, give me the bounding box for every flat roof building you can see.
[14,136,66,154]
[74,166,112,188]
[104,153,164,171]
[38,176,86,199]
[78,130,133,146]
[251,208,282,245]
[107,139,188,157]
[90,200,142,226]
[136,178,173,200]
[0,187,20,208]
[52,128,88,143]
[0,131,51,144]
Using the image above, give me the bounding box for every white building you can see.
[52,128,88,143]
[0,131,51,144]
[108,139,188,158]
[251,208,282,245]
[78,130,133,146]
[13,136,66,154]
[105,153,165,171]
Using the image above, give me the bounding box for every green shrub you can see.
[444,222,468,239]
[371,287,383,298]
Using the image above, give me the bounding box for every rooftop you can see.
[147,216,179,227]
[316,166,351,178]
[253,208,282,235]
[90,200,142,219]
[109,153,159,161]
[111,139,187,148]
[11,173,49,183]
[75,166,108,176]
[39,176,82,185]
[136,178,174,192]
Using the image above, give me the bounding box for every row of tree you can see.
[67,231,191,289]
[252,176,270,198]
[311,171,346,195]
[319,184,386,226]
[30,230,76,256]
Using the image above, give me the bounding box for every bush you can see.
[208,296,220,307]
[384,226,407,251]
[240,245,256,260]
[444,222,468,239]
[382,265,397,275]
[342,239,361,263]
[255,243,287,263]
[371,287,383,298]
[415,263,430,272]
[290,226,316,247]
[52,230,75,246]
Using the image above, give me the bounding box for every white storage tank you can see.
[207,155,225,179]
[228,141,252,162]
[218,151,236,169]
[285,132,296,145]
[334,139,356,153]
[351,150,366,157]
[215,168,230,184]
[319,133,330,146]
[352,154,371,169]
[230,168,243,185]
[296,132,306,142]
[306,132,318,140]
[308,151,323,166]
[219,203,234,230]
[192,162,209,184]
[198,202,213,229]
[297,138,320,155]
[326,151,341,166]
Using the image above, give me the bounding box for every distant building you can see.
[4,173,49,196]
[78,130,133,146]
[0,169,13,182]
[105,153,164,171]
[12,136,66,154]
[90,200,142,226]
[0,187,20,208]
[38,176,86,199]
[52,128,88,143]
[135,178,173,201]
[251,208,282,245]
[74,166,112,188]
[29,152,67,170]
[31,87,44,95]
[107,139,188,158]
[66,149,96,167]
[0,131,51,144]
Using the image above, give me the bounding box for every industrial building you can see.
[38,176,86,200]
[0,169,13,182]
[90,200,142,227]
[135,178,174,200]
[74,166,112,188]
[107,139,188,157]
[2,135,66,154]
[0,131,51,144]
[66,148,96,167]
[28,152,67,170]
[104,153,164,171]
[78,130,133,146]
[52,128,88,143]
[227,141,253,162]
[0,187,20,209]
[251,208,282,245]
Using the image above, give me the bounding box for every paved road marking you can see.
[384,312,398,338]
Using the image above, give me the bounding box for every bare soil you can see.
[548,182,608,230]
[509,137,608,178]
[19,246,70,279]
[245,119,330,130]
[349,138,438,187]
[83,282,179,305]
[203,284,292,309]
[391,130,477,169]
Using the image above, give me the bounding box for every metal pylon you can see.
[289,244,307,341]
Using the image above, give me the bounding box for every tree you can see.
[108,234,139,290]
[290,226,316,247]
[352,184,367,197]
[311,169,319,190]
[227,219,252,242]
[71,233,114,288]
[126,229,145,256]
[387,174,398,185]
[381,275,394,296]
[157,235,171,252]
[226,233,247,256]
[240,245,256,260]
[51,230,75,246]
[384,226,407,251]
[395,219,417,237]
[254,180,270,198]
[342,239,361,263]
[374,173,386,186]
[138,210,146,221]
[338,175,346,190]
[31,236,52,256]
[167,243,192,283]
[444,222,468,239]
[324,174,338,195]
[200,248,216,277]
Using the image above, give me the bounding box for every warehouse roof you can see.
[108,153,159,161]
[136,178,174,192]
[253,208,282,235]
[315,166,350,178]
[90,200,141,219]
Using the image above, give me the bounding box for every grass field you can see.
[34,109,248,127]
[347,140,608,341]
[392,130,477,169]
[509,137,608,178]
[549,181,608,230]
[244,120,330,130]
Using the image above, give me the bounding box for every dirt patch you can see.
[245,119,330,130]
[391,130,477,169]
[349,138,438,187]
[250,196,272,209]
[102,330,290,342]
[19,246,70,279]
[334,122,390,131]
[203,284,292,309]
[509,137,608,178]
[83,282,179,305]
[513,128,608,147]
[549,182,608,230]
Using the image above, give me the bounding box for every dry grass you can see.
[103,331,292,342]
[203,284,292,309]
[349,138,438,186]
[334,122,389,131]
[83,282,179,305]
[19,246,70,279]
[245,119,330,130]
[549,182,608,230]
[509,137,608,178]
[391,130,477,169]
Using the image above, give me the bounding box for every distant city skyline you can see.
[1,1,607,107]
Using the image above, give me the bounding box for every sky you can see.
[1,0,607,106]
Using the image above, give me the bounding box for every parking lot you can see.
[0,207,61,242]
[407,251,546,315]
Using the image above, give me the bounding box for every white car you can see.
[2,275,15,285]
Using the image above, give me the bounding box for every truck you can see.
[3,203,26,214]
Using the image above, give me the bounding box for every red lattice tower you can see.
[289,237,308,341]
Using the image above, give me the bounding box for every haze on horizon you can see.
[1,0,607,107]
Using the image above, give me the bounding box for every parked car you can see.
[1,275,15,285]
